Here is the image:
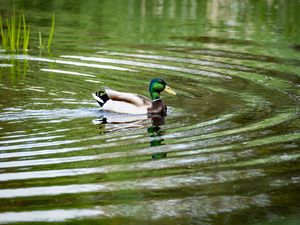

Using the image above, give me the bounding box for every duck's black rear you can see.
[95,91,110,107]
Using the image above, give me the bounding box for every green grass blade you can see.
[47,13,55,50]
[0,16,7,48]
[22,12,30,51]
[16,13,21,50]
[39,31,42,49]
[0,16,3,47]
[24,25,30,51]
[22,10,26,51]
[6,18,11,50]
[12,15,15,51]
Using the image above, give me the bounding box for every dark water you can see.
[0,0,300,224]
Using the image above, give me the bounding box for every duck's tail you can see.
[92,91,110,107]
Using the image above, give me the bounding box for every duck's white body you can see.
[103,99,148,114]
[93,89,152,114]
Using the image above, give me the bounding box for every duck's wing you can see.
[103,100,148,114]
[105,89,152,107]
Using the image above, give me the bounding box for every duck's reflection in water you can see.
[93,112,167,159]
[93,113,149,134]
[147,114,167,159]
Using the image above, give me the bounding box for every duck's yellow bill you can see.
[164,85,176,95]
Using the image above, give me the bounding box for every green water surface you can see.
[0,1,300,225]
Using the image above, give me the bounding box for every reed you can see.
[38,31,42,49]
[47,13,55,51]
[0,9,30,52]
[38,13,55,51]
[22,10,30,51]
[0,16,7,48]
[0,9,54,52]
[16,13,22,50]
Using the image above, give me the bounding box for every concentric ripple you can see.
[1,0,300,220]
[1,43,299,224]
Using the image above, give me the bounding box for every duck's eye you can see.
[158,79,166,85]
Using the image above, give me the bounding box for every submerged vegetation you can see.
[0,8,55,52]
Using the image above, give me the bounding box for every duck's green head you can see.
[149,78,176,100]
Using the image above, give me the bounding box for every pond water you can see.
[0,0,300,224]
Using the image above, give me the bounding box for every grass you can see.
[22,10,30,51]
[0,8,54,53]
[0,8,30,52]
[38,13,55,53]
[48,13,55,51]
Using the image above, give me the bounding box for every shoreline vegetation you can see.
[0,8,55,53]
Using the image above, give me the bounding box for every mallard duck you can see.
[92,78,176,114]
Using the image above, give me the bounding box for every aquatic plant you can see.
[22,11,30,51]
[0,9,55,52]
[38,13,55,52]
[0,9,30,52]
[48,13,55,51]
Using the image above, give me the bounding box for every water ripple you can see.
[1,38,299,225]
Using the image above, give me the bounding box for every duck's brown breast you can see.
[147,99,167,114]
